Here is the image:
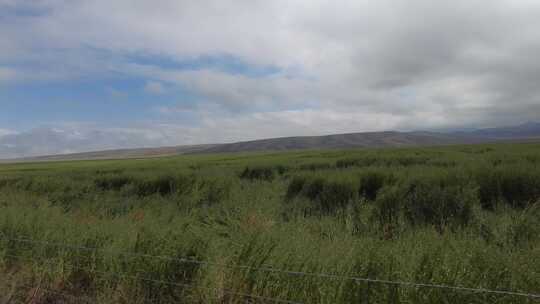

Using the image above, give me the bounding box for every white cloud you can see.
[2,1,540,157]
[106,87,128,99]
[0,109,404,158]
[0,129,16,137]
[4,1,540,108]
[194,109,405,143]
[144,81,166,95]
[0,124,176,158]
[0,67,18,83]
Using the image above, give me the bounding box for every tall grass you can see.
[0,142,539,303]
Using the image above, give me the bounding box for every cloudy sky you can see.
[1,0,540,158]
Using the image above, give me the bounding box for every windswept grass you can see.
[1,142,539,303]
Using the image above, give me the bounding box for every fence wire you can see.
[1,252,302,304]
[1,235,539,301]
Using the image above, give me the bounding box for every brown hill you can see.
[3,122,539,162]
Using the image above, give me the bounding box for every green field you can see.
[1,143,539,303]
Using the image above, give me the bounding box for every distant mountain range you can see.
[4,122,540,162]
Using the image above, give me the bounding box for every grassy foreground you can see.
[0,143,539,303]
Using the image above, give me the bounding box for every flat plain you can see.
[0,142,539,303]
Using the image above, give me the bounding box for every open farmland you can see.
[0,142,539,303]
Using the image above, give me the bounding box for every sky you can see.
[1,0,540,158]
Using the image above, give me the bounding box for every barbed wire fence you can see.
[2,253,300,304]
[1,235,539,303]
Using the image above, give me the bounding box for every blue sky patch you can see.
[126,53,281,77]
